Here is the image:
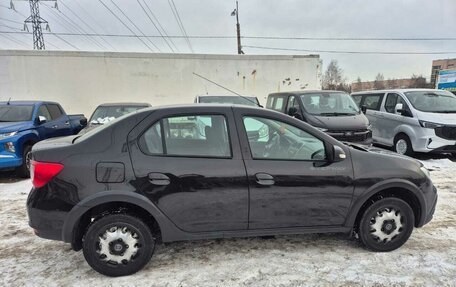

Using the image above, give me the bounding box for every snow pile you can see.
[0,157,455,286]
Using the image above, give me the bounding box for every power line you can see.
[243,45,456,55]
[142,0,179,52]
[71,0,117,51]
[58,0,115,51]
[0,17,24,25]
[0,33,29,49]
[97,0,155,52]
[136,0,174,52]
[49,32,79,50]
[41,2,107,50]
[109,0,160,52]
[1,31,454,41]
[41,2,106,50]
[167,0,193,52]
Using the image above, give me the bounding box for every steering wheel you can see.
[311,148,326,160]
[264,131,280,158]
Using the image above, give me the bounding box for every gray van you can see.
[351,89,456,156]
[267,91,372,145]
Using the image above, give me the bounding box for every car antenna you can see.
[193,72,263,107]
[6,97,11,105]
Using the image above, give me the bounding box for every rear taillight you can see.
[31,160,64,188]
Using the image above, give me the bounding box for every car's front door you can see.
[128,108,249,233]
[234,109,354,229]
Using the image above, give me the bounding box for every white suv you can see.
[351,89,456,156]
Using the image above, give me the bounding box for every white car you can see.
[351,89,456,156]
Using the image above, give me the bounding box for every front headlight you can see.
[419,120,443,129]
[420,166,431,179]
[0,131,18,140]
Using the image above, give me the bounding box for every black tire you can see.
[394,134,414,156]
[82,214,155,277]
[359,198,414,252]
[16,145,32,178]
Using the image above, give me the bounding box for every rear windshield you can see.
[198,96,259,106]
[0,105,34,122]
[90,105,149,124]
[300,92,360,116]
[404,90,456,113]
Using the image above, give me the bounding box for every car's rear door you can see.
[233,107,354,229]
[46,104,72,137]
[128,106,249,233]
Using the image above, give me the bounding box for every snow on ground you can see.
[0,156,455,287]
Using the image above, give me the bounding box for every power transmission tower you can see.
[23,0,53,50]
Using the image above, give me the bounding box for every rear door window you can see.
[140,115,231,158]
[46,104,64,120]
[363,94,384,110]
[272,97,286,112]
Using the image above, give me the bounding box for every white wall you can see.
[0,50,321,116]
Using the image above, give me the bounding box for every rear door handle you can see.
[65,121,70,125]
[255,173,274,186]
[148,173,170,186]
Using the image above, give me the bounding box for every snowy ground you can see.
[0,155,455,286]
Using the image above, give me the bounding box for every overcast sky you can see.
[1,0,455,82]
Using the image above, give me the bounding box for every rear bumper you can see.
[26,187,68,241]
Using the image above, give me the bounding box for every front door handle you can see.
[255,173,274,186]
[65,121,70,125]
[52,125,58,128]
[148,173,170,186]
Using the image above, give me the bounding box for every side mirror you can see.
[80,117,88,126]
[361,105,367,114]
[332,145,346,162]
[394,103,403,115]
[288,107,304,121]
[36,116,47,125]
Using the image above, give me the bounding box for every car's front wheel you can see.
[359,197,414,252]
[16,145,32,178]
[82,214,155,277]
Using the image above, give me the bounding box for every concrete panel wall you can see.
[0,50,321,116]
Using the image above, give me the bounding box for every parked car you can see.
[0,101,86,177]
[27,104,437,276]
[79,102,151,134]
[351,89,456,156]
[195,95,260,106]
[266,91,372,145]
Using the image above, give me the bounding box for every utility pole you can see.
[231,1,243,54]
[23,0,52,50]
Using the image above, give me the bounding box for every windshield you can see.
[404,90,456,113]
[89,105,148,124]
[198,96,259,106]
[300,92,360,116]
[0,105,34,122]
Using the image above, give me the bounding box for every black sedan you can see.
[27,104,437,276]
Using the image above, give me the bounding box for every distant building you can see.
[431,58,456,87]
[351,78,422,92]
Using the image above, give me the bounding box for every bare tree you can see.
[410,74,429,88]
[373,73,385,90]
[386,78,398,89]
[322,60,346,90]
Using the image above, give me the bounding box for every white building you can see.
[0,50,321,116]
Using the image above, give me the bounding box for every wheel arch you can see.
[345,179,426,229]
[62,190,173,250]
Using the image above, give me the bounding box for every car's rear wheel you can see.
[394,134,414,156]
[359,197,414,252]
[82,214,155,277]
[16,145,32,178]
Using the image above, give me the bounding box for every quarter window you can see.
[351,95,362,107]
[140,115,231,158]
[243,116,326,161]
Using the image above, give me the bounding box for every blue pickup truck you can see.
[0,101,87,177]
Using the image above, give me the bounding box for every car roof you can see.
[198,95,257,98]
[96,102,151,107]
[269,90,348,96]
[351,88,443,95]
[0,100,58,105]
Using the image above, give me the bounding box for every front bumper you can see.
[413,127,456,153]
[0,154,22,169]
[417,177,438,227]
